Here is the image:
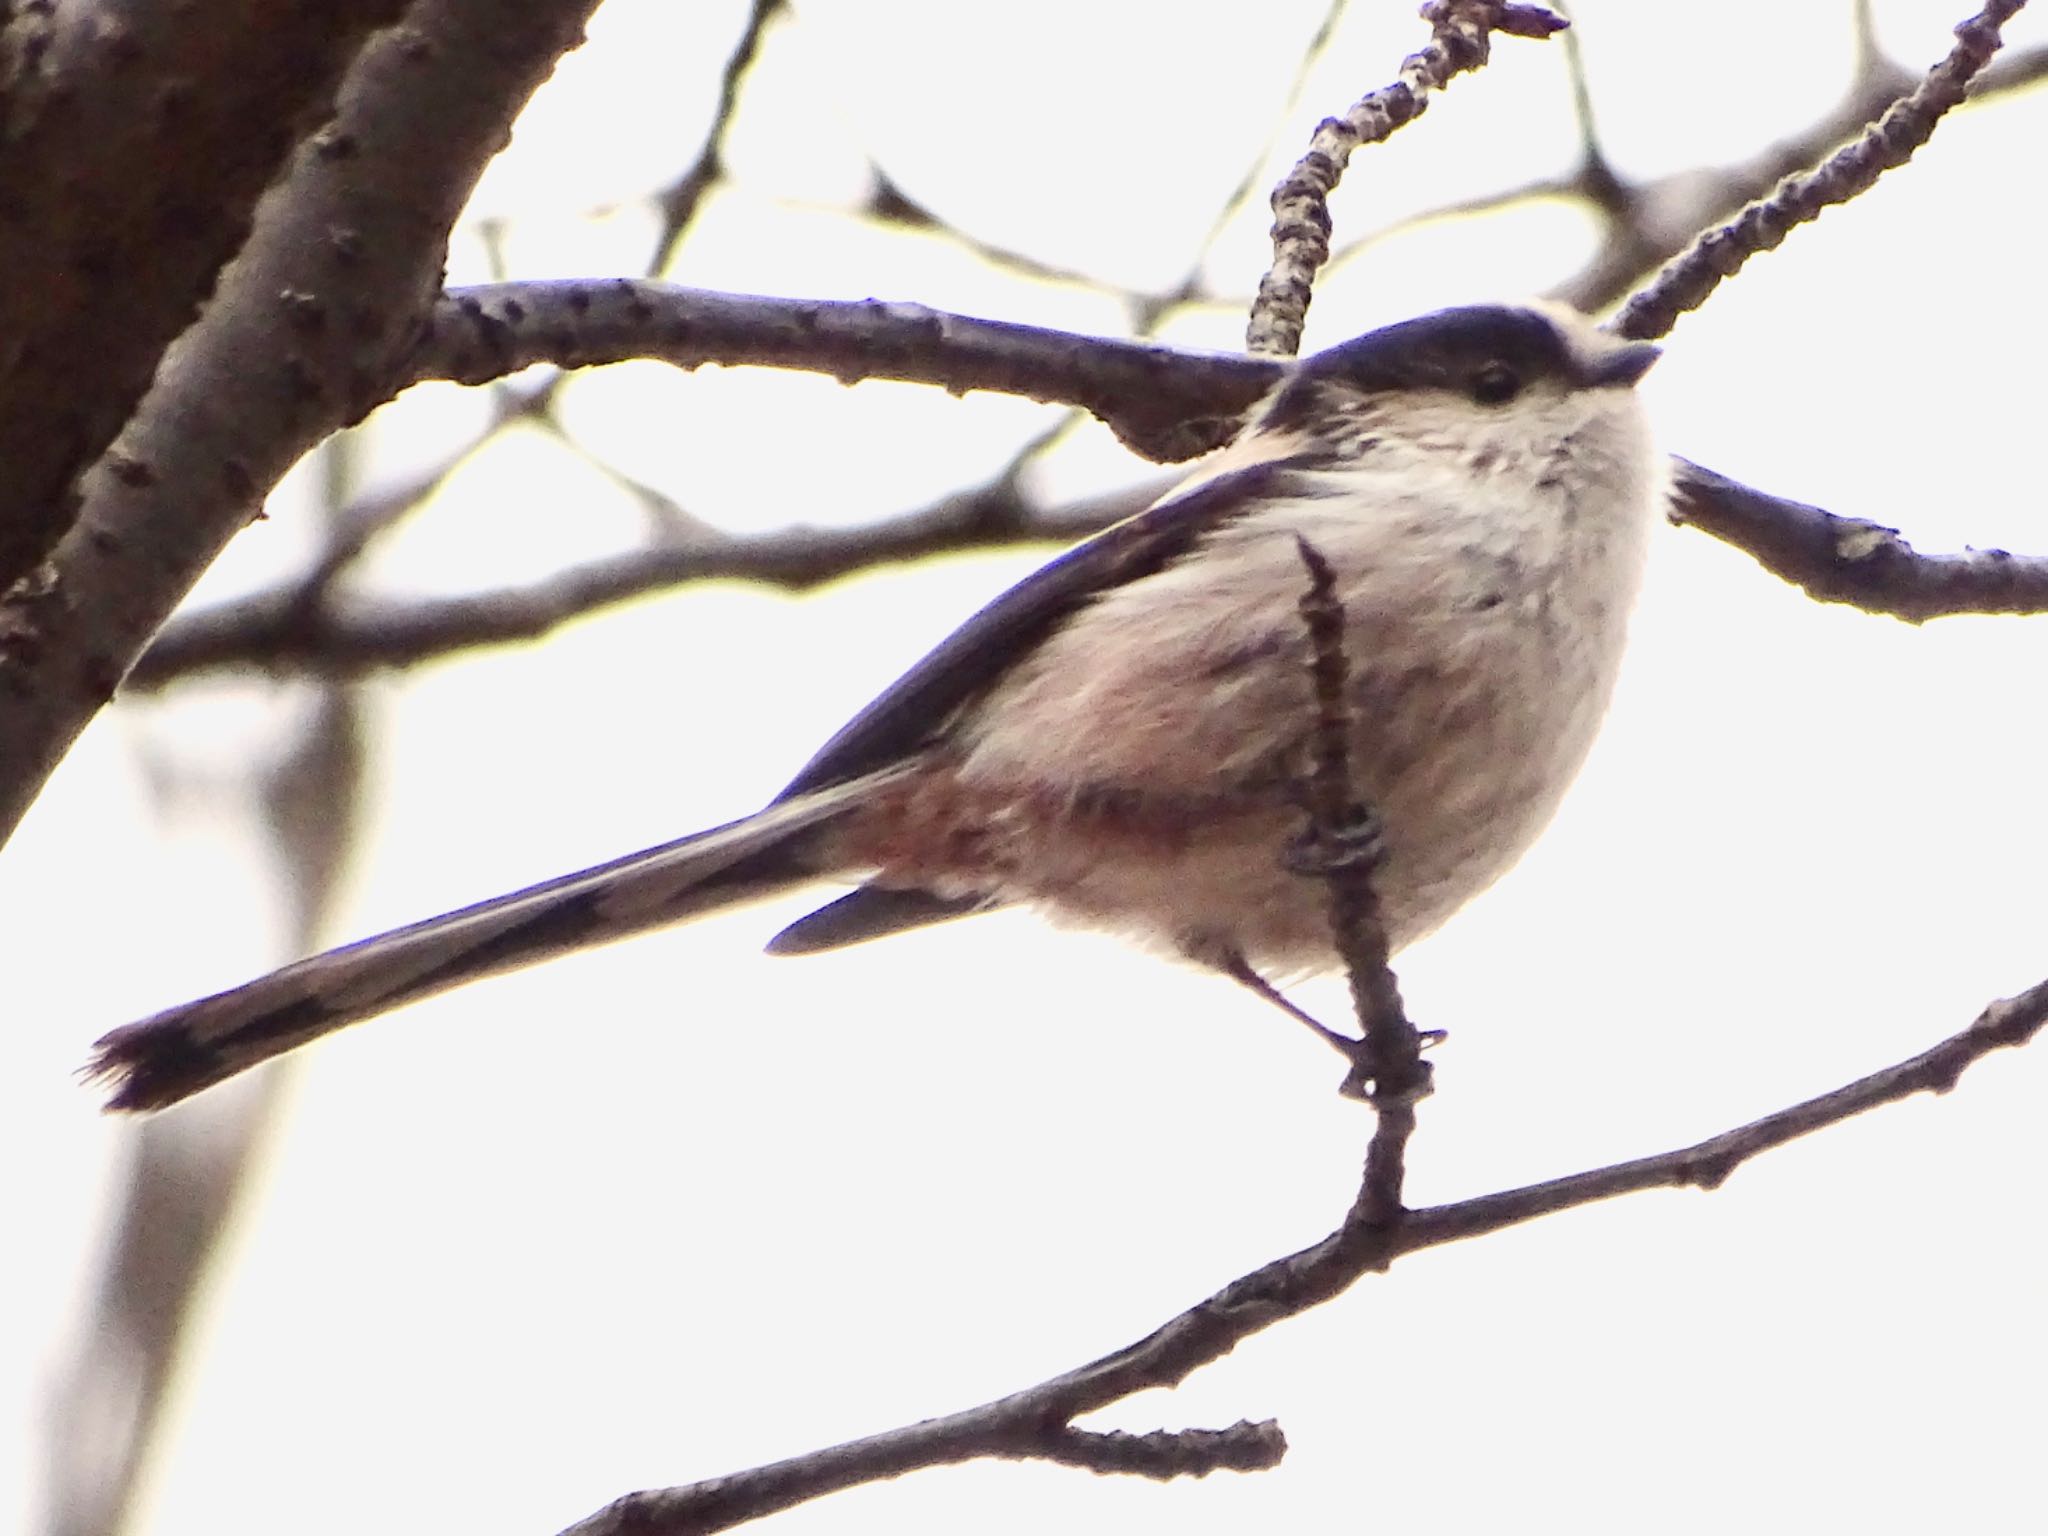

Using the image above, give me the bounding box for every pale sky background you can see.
[7,2,2047,1533]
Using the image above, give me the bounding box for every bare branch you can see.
[1411,975,2048,1225]
[134,303,2048,689]
[0,0,414,593]
[1299,32,2048,319]
[1290,535,1426,1216]
[133,449,2048,687]
[645,0,785,276]
[1245,0,1568,358]
[0,0,605,854]
[297,386,556,603]
[1669,460,2048,622]
[1973,33,2048,92]
[1032,1422,1288,1479]
[1614,0,2028,340]
[555,973,2048,1536]
[408,281,1283,460]
[127,475,1167,687]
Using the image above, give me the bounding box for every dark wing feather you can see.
[765,885,996,954]
[776,456,1303,799]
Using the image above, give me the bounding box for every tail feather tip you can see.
[81,1024,219,1114]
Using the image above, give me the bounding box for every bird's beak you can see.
[1586,339,1661,388]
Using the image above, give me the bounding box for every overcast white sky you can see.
[7,3,2047,1533]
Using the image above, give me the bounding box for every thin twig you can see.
[1245,0,1567,358]
[645,0,785,276]
[127,474,1167,687]
[163,281,2048,688]
[1291,536,1426,1221]
[1302,33,2048,318]
[552,974,2048,1536]
[1614,0,2029,340]
[1120,0,1358,334]
[311,377,563,591]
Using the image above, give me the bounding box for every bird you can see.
[87,302,1663,1112]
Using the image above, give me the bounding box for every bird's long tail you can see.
[86,770,905,1112]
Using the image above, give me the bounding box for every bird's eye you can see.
[1469,362,1521,405]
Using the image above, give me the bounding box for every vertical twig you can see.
[645,0,786,276]
[1292,537,1429,1227]
[1246,0,1568,358]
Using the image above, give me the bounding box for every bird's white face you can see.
[1251,302,1660,471]
[1169,304,1663,535]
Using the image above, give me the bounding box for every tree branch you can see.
[1288,28,2048,322]
[1551,35,2048,314]
[0,0,605,853]
[125,474,1166,687]
[408,281,1280,461]
[1613,0,2029,340]
[0,0,414,592]
[126,316,2048,690]
[1245,0,1568,358]
[645,0,785,276]
[554,973,2048,1536]
[1291,535,1426,1212]
[1669,459,2048,623]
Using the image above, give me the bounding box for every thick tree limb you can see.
[0,0,604,853]
[0,0,413,592]
[556,974,2048,1536]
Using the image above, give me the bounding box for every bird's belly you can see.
[840,518,1627,971]
[829,672,1593,974]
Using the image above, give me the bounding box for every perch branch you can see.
[554,974,2048,1535]
[1291,536,1427,1217]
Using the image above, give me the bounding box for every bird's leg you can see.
[1208,948,1363,1062]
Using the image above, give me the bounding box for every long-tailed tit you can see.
[88,303,1663,1111]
